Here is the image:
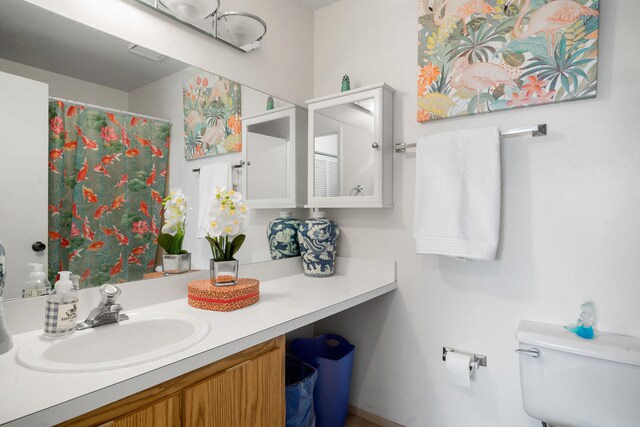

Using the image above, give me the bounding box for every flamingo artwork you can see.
[450,57,516,113]
[507,0,599,54]
[417,0,598,121]
[433,0,495,30]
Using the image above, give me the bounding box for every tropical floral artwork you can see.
[48,101,170,287]
[183,72,242,159]
[417,0,599,122]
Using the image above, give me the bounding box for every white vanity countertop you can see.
[0,257,396,426]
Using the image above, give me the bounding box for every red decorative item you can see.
[188,278,260,312]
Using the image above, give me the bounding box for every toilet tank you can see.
[516,320,640,427]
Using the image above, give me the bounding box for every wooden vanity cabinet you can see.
[108,394,181,427]
[57,336,285,427]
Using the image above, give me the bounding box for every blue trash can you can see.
[290,334,355,427]
[286,355,318,427]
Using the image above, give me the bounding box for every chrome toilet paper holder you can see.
[442,347,487,369]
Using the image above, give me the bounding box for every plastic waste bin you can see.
[291,334,355,427]
[286,355,318,427]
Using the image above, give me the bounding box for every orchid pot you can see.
[209,259,239,286]
[162,253,191,274]
[204,187,249,287]
[159,189,191,274]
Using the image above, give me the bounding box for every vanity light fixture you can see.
[137,0,267,53]
[163,0,215,21]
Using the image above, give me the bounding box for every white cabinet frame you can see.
[306,83,394,208]
[241,105,307,209]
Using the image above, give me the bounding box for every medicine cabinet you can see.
[240,105,307,208]
[306,83,394,208]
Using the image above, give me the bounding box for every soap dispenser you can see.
[23,263,51,298]
[44,271,78,338]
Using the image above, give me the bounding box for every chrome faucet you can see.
[77,284,128,330]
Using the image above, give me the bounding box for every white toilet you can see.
[516,320,640,427]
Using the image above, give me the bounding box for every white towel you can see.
[413,127,501,260]
[197,162,231,238]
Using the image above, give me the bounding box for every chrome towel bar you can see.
[192,161,246,173]
[395,123,547,153]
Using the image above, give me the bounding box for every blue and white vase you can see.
[297,211,339,277]
[267,212,301,260]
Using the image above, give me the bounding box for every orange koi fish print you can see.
[47,100,170,287]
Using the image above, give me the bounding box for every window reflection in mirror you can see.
[313,98,375,198]
[314,134,338,197]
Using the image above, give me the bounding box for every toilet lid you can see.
[516,320,640,367]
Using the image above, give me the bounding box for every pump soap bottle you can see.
[44,271,78,337]
[24,263,51,298]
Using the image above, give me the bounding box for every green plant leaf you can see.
[229,234,246,259]
[503,37,550,60]
[158,233,174,254]
[503,50,525,67]
[206,236,225,260]
[492,84,506,100]
[468,17,486,32]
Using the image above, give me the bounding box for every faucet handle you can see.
[100,284,121,303]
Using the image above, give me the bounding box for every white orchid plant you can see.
[159,189,190,255]
[205,187,249,261]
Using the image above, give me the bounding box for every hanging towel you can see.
[197,162,232,238]
[413,127,501,260]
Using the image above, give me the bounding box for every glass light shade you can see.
[216,12,267,50]
[163,0,216,21]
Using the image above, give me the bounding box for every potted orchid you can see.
[159,189,191,274]
[205,187,249,286]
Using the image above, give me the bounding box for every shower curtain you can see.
[47,100,170,287]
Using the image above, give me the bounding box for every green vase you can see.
[341,75,351,92]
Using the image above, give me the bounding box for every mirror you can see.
[0,0,296,301]
[313,99,375,198]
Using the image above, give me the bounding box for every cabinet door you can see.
[0,71,48,299]
[183,347,284,427]
[104,393,181,427]
[306,83,394,208]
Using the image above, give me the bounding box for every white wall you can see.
[0,58,129,109]
[25,0,314,107]
[313,1,640,426]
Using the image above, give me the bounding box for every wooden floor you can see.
[345,413,382,427]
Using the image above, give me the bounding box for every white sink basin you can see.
[16,312,210,373]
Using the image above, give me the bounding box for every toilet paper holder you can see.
[442,347,487,369]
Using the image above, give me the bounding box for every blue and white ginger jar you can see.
[297,211,339,277]
[267,212,301,260]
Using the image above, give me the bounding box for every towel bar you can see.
[192,161,246,173]
[395,124,547,153]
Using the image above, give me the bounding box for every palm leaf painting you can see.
[417,0,599,122]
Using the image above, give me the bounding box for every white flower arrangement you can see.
[159,188,190,255]
[205,187,249,261]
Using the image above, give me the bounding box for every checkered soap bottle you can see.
[44,271,78,338]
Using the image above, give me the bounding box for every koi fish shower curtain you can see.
[47,100,170,287]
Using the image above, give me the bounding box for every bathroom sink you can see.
[16,312,210,373]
